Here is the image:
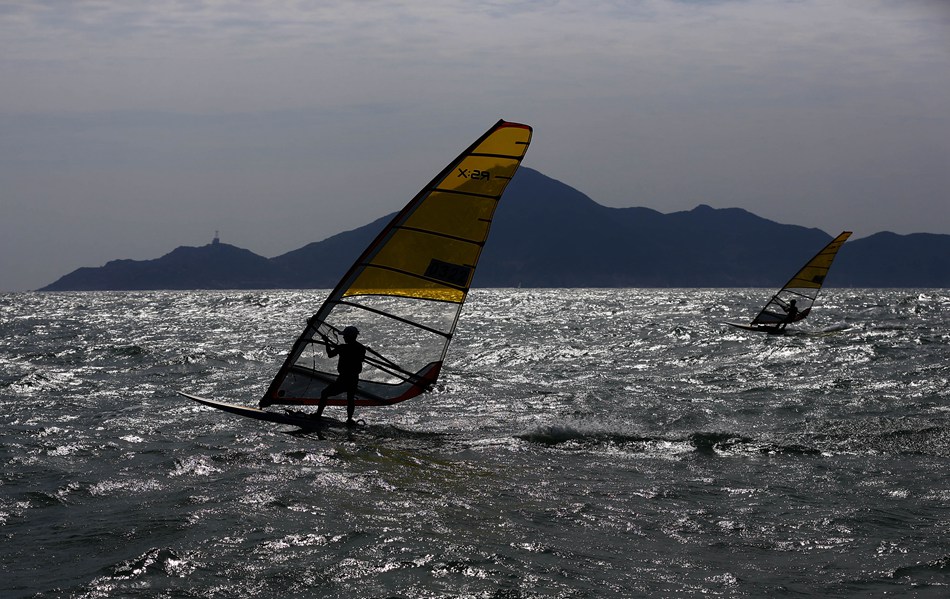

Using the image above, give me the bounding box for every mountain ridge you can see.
[39,168,950,290]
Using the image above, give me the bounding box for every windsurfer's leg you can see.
[316,397,326,420]
[346,386,356,425]
[346,402,356,424]
[317,385,333,420]
[317,378,343,419]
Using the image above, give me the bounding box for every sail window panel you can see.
[276,369,431,404]
[472,126,532,158]
[366,228,481,283]
[346,267,466,303]
[752,310,792,325]
[318,301,449,385]
[286,302,450,388]
[403,191,496,243]
[287,349,337,383]
[276,373,332,402]
[780,289,820,303]
[341,294,461,337]
[436,156,521,196]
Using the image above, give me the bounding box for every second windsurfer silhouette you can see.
[317,326,366,426]
[779,299,799,330]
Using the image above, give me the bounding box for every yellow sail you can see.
[262,120,532,406]
[749,231,852,328]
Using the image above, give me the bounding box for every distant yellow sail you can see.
[262,120,532,406]
[749,231,852,327]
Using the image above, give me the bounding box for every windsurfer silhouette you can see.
[779,299,799,330]
[317,325,366,426]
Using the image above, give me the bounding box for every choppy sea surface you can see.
[2,289,949,598]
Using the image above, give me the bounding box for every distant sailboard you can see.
[726,231,852,334]
[183,119,533,426]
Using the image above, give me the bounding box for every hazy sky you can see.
[2,0,949,291]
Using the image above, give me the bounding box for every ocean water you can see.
[1,288,949,598]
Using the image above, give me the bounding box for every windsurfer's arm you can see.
[319,333,338,357]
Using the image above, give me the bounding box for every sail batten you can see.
[354,261,473,285]
[331,298,457,338]
[395,225,488,246]
[433,188,506,200]
[262,119,532,407]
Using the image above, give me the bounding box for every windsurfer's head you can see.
[342,326,359,341]
[789,299,797,306]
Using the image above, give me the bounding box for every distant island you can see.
[40,168,950,291]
